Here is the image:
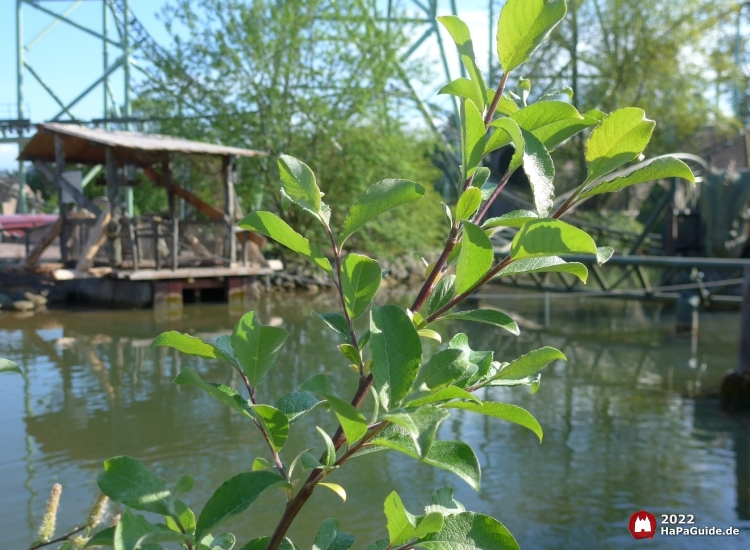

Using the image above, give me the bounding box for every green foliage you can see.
[370,304,423,410]
[29,3,699,550]
[0,358,21,374]
[195,471,288,541]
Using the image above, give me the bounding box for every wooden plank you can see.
[75,202,112,272]
[24,218,62,268]
[114,265,276,280]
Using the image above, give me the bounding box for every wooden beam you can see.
[75,202,112,272]
[142,166,225,220]
[142,165,267,249]
[224,156,237,263]
[105,147,122,266]
[24,218,62,268]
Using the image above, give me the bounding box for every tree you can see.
[134,0,442,257]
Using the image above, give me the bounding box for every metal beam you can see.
[25,0,83,51]
[52,55,125,120]
[23,0,121,48]
[17,0,26,214]
[24,61,78,120]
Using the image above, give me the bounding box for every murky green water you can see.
[1,290,749,549]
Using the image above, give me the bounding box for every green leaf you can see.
[596,246,614,265]
[312,311,351,344]
[520,128,555,217]
[97,456,170,515]
[238,212,332,275]
[425,488,466,517]
[485,119,524,173]
[201,533,236,550]
[114,509,180,550]
[511,219,597,260]
[512,101,599,150]
[174,367,252,417]
[370,304,423,410]
[173,475,194,502]
[471,167,491,190]
[319,483,347,501]
[419,512,520,550]
[365,540,389,550]
[497,0,567,73]
[455,223,493,295]
[415,349,472,392]
[438,78,485,113]
[339,179,425,245]
[278,155,322,218]
[195,471,287,541]
[437,16,488,111]
[341,253,381,319]
[495,256,588,282]
[584,107,656,183]
[370,430,481,490]
[442,401,543,442]
[446,334,494,388]
[301,374,368,445]
[427,275,456,317]
[438,310,519,336]
[460,100,487,182]
[231,312,288,387]
[275,391,322,424]
[384,491,444,546]
[84,526,116,548]
[482,210,538,229]
[237,537,297,550]
[252,458,271,471]
[406,386,481,407]
[495,346,565,381]
[0,358,21,374]
[486,89,520,116]
[317,426,337,468]
[579,155,695,201]
[313,519,355,550]
[455,187,483,222]
[250,404,289,452]
[151,332,228,361]
[585,108,607,121]
[338,344,361,365]
[165,499,196,535]
[418,329,442,342]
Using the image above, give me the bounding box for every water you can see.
[1,290,749,549]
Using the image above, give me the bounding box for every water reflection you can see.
[1,291,749,549]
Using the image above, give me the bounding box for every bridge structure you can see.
[5,0,502,214]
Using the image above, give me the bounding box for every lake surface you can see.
[1,289,749,549]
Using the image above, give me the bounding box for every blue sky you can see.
[0,0,499,170]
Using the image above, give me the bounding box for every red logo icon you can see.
[628,510,657,539]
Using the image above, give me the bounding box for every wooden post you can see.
[105,148,122,266]
[165,158,179,271]
[129,217,139,271]
[54,134,68,264]
[75,202,112,272]
[720,265,750,411]
[223,156,237,265]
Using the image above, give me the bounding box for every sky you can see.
[0,0,501,171]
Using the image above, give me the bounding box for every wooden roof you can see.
[19,123,268,167]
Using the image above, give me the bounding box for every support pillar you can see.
[105,147,122,266]
[720,266,750,412]
[675,291,700,335]
[16,0,26,214]
[153,280,183,321]
[54,134,68,263]
[223,156,237,265]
